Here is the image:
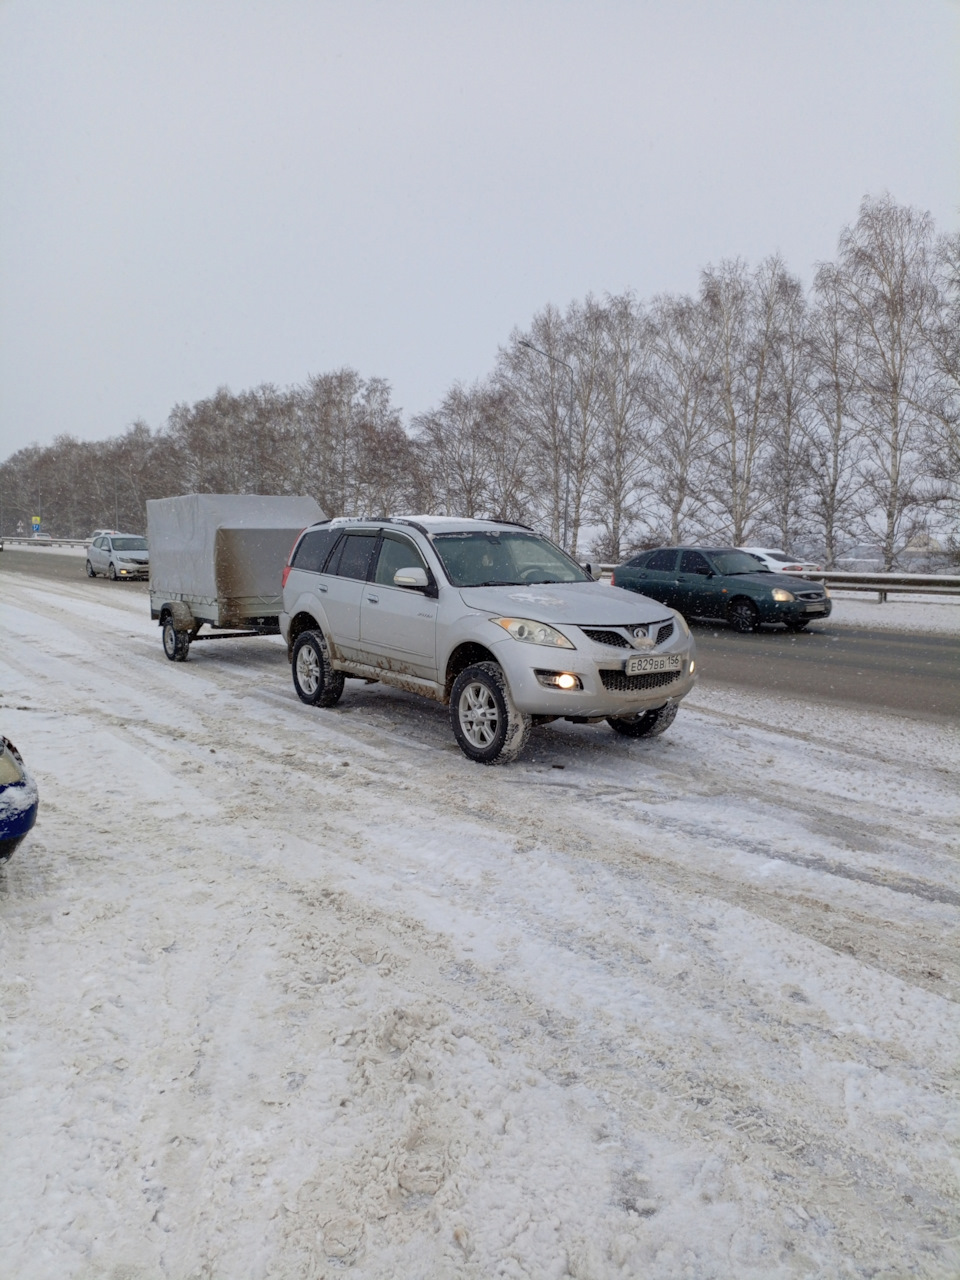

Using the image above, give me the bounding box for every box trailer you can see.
[147,493,324,660]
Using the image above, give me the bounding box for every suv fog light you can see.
[689,659,696,674]
[535,670,582,690]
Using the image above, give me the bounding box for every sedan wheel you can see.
[85,560,96,577]
[108,562,118,581]
[728,598,759,633]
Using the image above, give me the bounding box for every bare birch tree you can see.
[835,195,940,568]
[645,292,717,543]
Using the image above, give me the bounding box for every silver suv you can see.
[280,517,697,764]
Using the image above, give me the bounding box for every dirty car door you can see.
[628,548,680,608]
[360,532,438,679]
[676,549,715,618]
[321,530,378,661]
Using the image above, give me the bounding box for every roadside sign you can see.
[31,516,41,531]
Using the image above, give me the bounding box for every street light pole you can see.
[519,339,575,553]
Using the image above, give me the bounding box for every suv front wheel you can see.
[450,662,531,765]
[607,701,678,738]
[292,630,345,707]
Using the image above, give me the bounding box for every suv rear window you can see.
[329,531,378,580]
[292,527,338,573]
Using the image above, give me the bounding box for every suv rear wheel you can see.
[292,630,345,707]
[450,661,531,765]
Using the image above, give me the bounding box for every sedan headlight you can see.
[491,617,575,649]
[771,588,795,602]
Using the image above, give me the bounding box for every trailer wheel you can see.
[292,630,344,707]
[162,617,190,662]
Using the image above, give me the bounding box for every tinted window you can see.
[374,533,428,586]
[629,554,649,567]
[680,551,711,575]
[112,537,148,551]
[710,550,770,575]
[646,549,678,572]
[331,532,377,580]
[292,527,338,573]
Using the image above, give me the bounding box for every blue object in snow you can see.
[0,737,38,861]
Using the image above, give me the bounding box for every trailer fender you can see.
[159,600,197,632]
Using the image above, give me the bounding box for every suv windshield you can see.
[112,537,148,552]
[710,550,770,575]
[433,531,589,587]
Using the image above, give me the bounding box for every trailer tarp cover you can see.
[147,494,324,610]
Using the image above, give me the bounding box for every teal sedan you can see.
[610,546,831,632]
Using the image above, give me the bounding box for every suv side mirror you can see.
[393,566,429,590]
[582,563,603,581]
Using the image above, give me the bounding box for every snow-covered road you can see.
[2,569,958,1279]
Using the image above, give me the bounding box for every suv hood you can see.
[458,581,675,624]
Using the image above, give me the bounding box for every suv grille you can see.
[580,620,675,649]
[581,628,629,648]
[600,669,681,693]
[795,589,824,600]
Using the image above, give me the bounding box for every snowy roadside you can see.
[823,593,960,634]
[1,568,959,1279]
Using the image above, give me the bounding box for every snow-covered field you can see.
[1,568,959,1279]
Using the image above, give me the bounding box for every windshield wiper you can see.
[468,579,522,587]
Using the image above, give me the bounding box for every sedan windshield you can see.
[710,550,771,575]
[112,537,148,552]
[433,531,590,587]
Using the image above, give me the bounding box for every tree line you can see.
[2,195,957,569]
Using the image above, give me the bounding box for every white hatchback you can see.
[86,533,150,580]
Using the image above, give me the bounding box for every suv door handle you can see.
[315,583,328,593]
[366,593,379,603]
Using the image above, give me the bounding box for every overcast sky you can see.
[1,0,958,462]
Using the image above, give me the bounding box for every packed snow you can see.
[1,566,959,1279]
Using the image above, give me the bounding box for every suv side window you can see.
[646,549,678,572]
[680,550,711,575]
[374,533,428,586]
[292,527,338,573]
[330,531,377,581]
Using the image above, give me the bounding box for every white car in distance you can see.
[86,533,150,580]
[739,547,823,575]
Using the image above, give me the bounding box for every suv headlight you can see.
[772,588,795,602]
[492,617,575,649]
[672,610,690,637]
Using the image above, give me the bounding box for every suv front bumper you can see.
[490,634,697,718]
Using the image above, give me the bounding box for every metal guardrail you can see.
[594,565,960,603]
[795,571,960,602]
[2,538,958,602]
[0,536,91,548]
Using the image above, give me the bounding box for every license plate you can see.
[624,653,682,676]
[805,604,826,612]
